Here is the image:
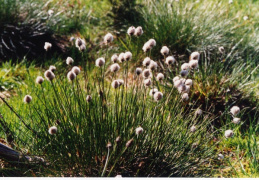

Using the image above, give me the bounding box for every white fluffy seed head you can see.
[118,53,125,63]
[66,57,74,65]
[107,142,112,148]
[67,71,76,81]
[135,126,144,135]
[230,106,240,116]
[79,44,86,51]
[44,70,55,81]
[126,139,134,148]
[72,66,81,75]
[178,84,187,93]
[225,130,234,138]
[174,79,183,88]
[154,91,163,101]
[144,79,152,87]
[117,79,124,86]
[78,44,86,52]
[218,154,224,160]
[165,56,176,65]
[185,79,193,86]
[112,80,119,89]
[190,52,200,61]
[149,88,158,97]
[233,117,241,124]
[181,78,186,84]
[95,57,105,67]
[149,60,158,71]
[135,68,142,75]
[116,136,121,143]
[36,76,44,84]
[75,38,86,51]
[195,108,203,116]
[69,36,75,42]
[148,39,156,48]
[124,51,132,61]
[181,63,190,71]
[143,57,151,67]
[86,95,92,102]
[243,16,248,21]
[49,65,56,72]
[110,63,120,73]
[160,46,170,56]
[180,70,189,77]
[142,43,151,52]
[48,126,57,135]
[173,76,180,83]
[111,54,118,63]
[115,175,122,178]
[156,73,164,81]
[142,69,151,79]
[104,33,114,44]
[127,26,135,36]
[48,9,54,16]
[183,85,190,93]
[190,125,196,132]
[229,0,233,4]
[134,26,143,36]
[44,42,52,51]
[24,95,32,103]
[219,46,225,53]
[182,93,189,101]
[189,60,199,69]
[75,38,83,47]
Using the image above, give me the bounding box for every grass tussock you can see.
[0,0,258,177]
[0,32,224,177]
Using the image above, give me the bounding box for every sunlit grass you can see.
[0,0,258,177]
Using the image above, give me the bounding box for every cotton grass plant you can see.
[0,29,223,177]
[0,0,258,177]
[215,105,259,177]
[139,0,258,60]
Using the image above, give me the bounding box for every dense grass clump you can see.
[0,0,95,61]
[107,0,144,33]
[0,32,223,177]
[136,0,259,61]
[0,0,258,177]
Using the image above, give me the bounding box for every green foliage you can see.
[137,0,258,60]
[0,0,258,177]
[107,0,144,32]
[0,0,20,24]
[0,0,95,61]
[216,108,259,177]
[0,60,38,91]
[0,36,219,177]
[190,50,259,118]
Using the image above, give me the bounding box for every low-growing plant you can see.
[0,0,96,61]
[0,60,39,91]
[137,0,258,61]
[190,49,259,122]
[0,0,20,24]
[216,107,259,177]
[0,31,222,177]
[1,0,258,176]
[107,0,144,33]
